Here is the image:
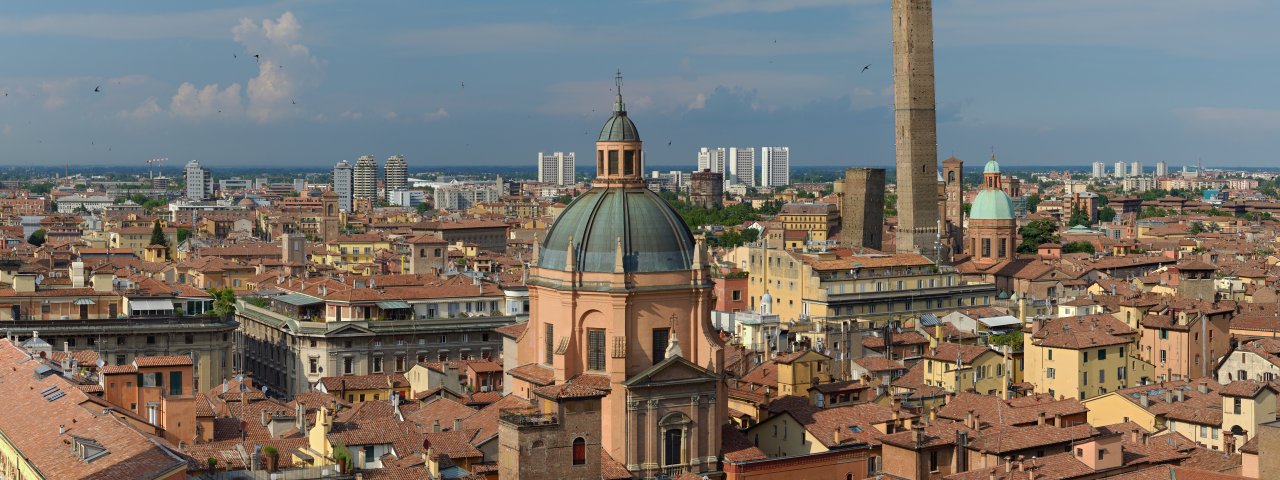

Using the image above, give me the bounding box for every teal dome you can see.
[538,186,694,273]
[984,158,1001,174]
[598,94,640,142]
[970,189,1015,220]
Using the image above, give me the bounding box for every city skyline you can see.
[3,2,1280,168]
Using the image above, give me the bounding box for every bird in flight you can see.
[861,64,872,73]
[668,141,672,146]
[253,54,261,62]
[460,82,465,89]
[233,53,237,59]
[292,99,296,104]
[93,86,101,93]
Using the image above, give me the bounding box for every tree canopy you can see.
[1063,241,1095,254]
[1017,219,1059,254]
[149,220,169,247]
[27,229,46,247]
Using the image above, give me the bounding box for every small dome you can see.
[538,187,694,273]
[970,190,1015,220]
[598,109,639,142]
[984,158,1001,174]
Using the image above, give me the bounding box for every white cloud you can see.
[1,125,11,136]
[0,5,279,41]
[339,110,364,120]
[687,93,707,110]
[117,96,162,119]
[677,0,877,17]
[423,108,449,122]
[231,11,323,122]
[170,82,242,118]
[383,111,399,120]
[39,77,88,110]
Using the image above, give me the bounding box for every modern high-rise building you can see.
[1130,161,1142,177]
[728,146,756,186]
[537,151,576,186]
[1092,162,1106,178]
[384,154,407,193]
[760,146,790,187]
[331,160,354,213]
[1155,161,1169,177]
[1114,161,1127,178]
[183,160,212,200]
[697,147,726,175]
[892,0,941,261]
[353,154,378,204]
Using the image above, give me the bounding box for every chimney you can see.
[1004,457,1013,473]
[433,420,441,433]
[1197,382,1208,394]
[965,410,975,430]
[1165,391,1174,403]
[59,424,66,435]
[1174,389,1185,402]
[1017,455,1026,471]
[1138,394,1149,407]
[296,402,307,432]
[261,409,271,426]
[833,428,841,446]
[1130,429,1140,444]
[1053,413,1063,428]
[453,418,462,431]
[1037,412,1046,426]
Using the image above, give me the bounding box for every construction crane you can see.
[145,157,167,179]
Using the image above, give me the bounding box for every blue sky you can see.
[2,0,1279,170]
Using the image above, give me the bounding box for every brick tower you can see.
[892,0,941,261]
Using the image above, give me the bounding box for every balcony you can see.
[499,408,559,428]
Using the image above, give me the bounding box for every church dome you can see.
[538,187,694,273]
[983,158,1001,174]
[970,189,1015,220]
[598,102,639,142]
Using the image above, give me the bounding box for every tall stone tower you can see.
[941,157,964,258]
[892,0,941,261]
[840,168,886,251]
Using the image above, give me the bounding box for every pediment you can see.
[623,355,718,388]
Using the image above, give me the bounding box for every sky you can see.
[2,0,1280,170]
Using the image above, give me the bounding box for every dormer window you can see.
[71,436,109,463]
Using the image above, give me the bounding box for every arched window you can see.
[664,428,683,466]
[572,437,586,465]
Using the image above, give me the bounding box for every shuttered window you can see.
[545,324,554,365]
[588,329,606,371]
[652,329,669,365]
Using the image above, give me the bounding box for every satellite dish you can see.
[262,385,269,396]
[235,374,244,383]
[95,359,105,368]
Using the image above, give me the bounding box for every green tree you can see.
[1063,241,1096,254]
[29,183,55,195]
[1098,206,1116,222]
[1067,205,1091,226]
[884,193,898,217]
[177,227,192,245]
[1017,219,1059,254]
[1025,193,1042,213]
[208,288,237,317]
[26,229,46,247]
[1189,222,1204,234]
[149,220,168,247]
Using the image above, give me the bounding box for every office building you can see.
[892,0,941,261]
[1114,161,1127,178]
[537,151,576,186]
[184,160,213,200]
[697,147,726,175]
[388,189,425,208]
[384,154,408,193]
[433,180,502,211]
[1130,161,1143,177]
[728,146,756,186]
[331,160,354,213]
[353,154,378,206]
[1092,162,1106,178]
[760,146,790,187]
[839,168,885,250]
[1155,161,1168,177]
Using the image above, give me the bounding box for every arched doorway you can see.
[659,412,690,469]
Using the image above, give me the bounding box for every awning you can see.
[376,301,412,310]
[73,298,96,305]
[128,299,174,311]
[274,293,324,306]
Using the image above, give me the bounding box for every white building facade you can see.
[1092,162,1106,178]
[384,155,408,193]
[537,151,575,186]
[760,146,790,187]
[728,146,756,186]
[697,147,727,175]
[353,154,378,202]
[184,160,213,200]
[332,160,354,212]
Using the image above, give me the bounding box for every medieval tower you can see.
[892,0,942,261]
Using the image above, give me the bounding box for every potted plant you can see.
[207,457,218,473]
[263,446,280,472]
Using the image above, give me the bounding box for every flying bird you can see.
[861,64,871,73]
[668,141,672,146]
[253,54,261,62]
[233,53,237,58]
[291,99,296,105]
[93,86,101,93]
[460,82,465,89]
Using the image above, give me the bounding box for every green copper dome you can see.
[538,186,694,273]
[598,93,640,142]
[970,189,1015,220]
[983,158,1001,174]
